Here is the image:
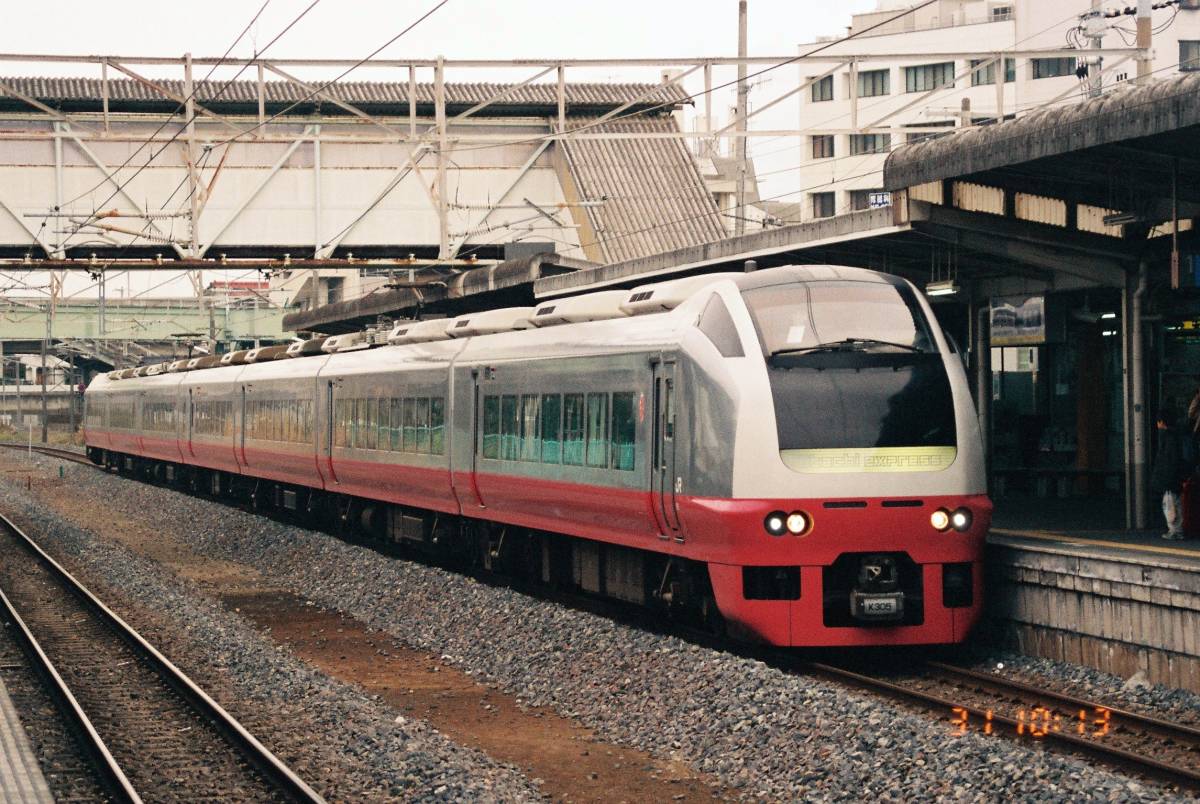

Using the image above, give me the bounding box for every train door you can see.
[186,389,195,458]
[651,360,682,541]
[468,368,486,508]
[237,386,248,469]
[323,379,339,485]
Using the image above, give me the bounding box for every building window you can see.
[970,58,1016,85]
[811,134,835,159]
[811,192,836,219]
[905,62,955,93]
[904,120,955,144]
[991,5,1013,21]
[1182,41,1200,72]
[1032,57,1077,79]
[849,133,892,155]
[811,75,834,102]
[856,68,890,97]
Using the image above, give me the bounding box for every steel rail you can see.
[0,443,96,465]
[927,660,1200,747]
[0,586,141,802]
[0,510,326,803]
[807,661,1200,793]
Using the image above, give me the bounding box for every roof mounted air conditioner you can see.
[621,272,742,315]
[387,318,454,344]
[532,290,630,327]
[446,307,535,337]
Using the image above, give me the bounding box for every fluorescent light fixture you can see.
[1101,330,1117,337]
[1100,312,1117,320]
[925,279,960,297]
[1103,212,1139,226]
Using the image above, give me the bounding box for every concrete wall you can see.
[987,536,1200,692]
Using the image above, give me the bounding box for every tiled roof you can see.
[0,75,689,116]
[560,117,724,264]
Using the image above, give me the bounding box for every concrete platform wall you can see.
[986,537,1200,692]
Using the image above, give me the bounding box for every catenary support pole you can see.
[1136,0,1152,84]
[1130,261,1149,529]
[734,0,748,237]
[975,302,991,481]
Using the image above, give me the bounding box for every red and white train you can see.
[84,265,990,647]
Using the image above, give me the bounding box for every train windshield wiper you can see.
[772,338,927,357]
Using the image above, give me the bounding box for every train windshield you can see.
[742,280,957,473]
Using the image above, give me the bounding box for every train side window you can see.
[377,397,390,450]
[482,396,500,458]
[519,395,540,462]
[333,399,347,447]
[611,392,636,471]
[698,293,745,357]
[541,394,562,463]
[586,393,609,468]
[563,394,585,465]
[430,397,446,455]
[386,398,399,450]
[415,397,431,453]
[500,395,519,460]
[398,397,413,452]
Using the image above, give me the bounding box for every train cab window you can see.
[698,294,745,358]
[430,398,446,455]
[563,394,585,465]
[541,394,562,463]
[611,392,636,471]
[482,396,500,458]
[586,393,609,468]
[519,395,540,461]
[500,395,520,460]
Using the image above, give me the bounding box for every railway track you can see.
[8,445,1198,793]
[808,659,1200,793]
[0,510,324,803]
[0,442,94,466]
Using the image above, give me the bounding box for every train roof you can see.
[93,265,908,387]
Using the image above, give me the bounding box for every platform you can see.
[0,674,53,803]
[985,500,1200,692]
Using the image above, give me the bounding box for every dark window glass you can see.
[1181,41,1200,71]
[415,397,431,453]
[856,68,889,97]
[905,62,954,93]
[1032,57,1076,79]
[500,395,519,460]
[482,396,500,458]
[563,394,585,465]
[586,393,609,468]
[812,192,835,218]
[849,133,891,155]
[811,74,833,102]
[742,280,936,357]
[698,293,745,357]
[611,392,636,471]
[811,134,834,159]
[430,397,445,455]
[541,394,562,463]
[519,395,540,461]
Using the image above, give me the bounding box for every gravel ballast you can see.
[0,462,542,802]
[13,455,1199,801]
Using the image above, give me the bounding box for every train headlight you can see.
[930,509,951,531]
[950,508,973,532]
[785,511,811,536]
[764,511,788,536]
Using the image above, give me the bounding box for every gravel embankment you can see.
[15,456,1197,802]
[0,463,542,802]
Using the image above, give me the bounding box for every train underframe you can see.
[89,447,724,633]
[88,446,983,647]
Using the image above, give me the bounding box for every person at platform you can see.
[1151,406,1192,540]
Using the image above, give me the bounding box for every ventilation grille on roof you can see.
[536,305,556,316]
[455,320,470,328]
[628,291,654,303]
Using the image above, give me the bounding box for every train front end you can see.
[686,267,989,647]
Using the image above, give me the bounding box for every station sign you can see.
[868,192,892,208]
[990,295,1045,346]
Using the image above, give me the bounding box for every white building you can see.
[784,0,1200,223]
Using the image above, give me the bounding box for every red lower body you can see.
[85,428,988,647]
